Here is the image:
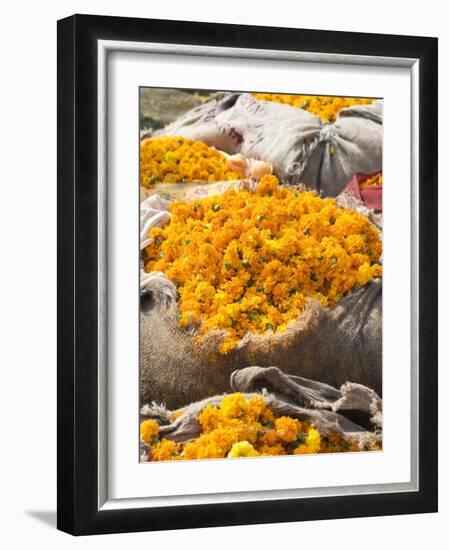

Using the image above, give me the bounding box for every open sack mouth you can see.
[141,174,382,354]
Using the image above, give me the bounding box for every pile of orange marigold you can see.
[140,393,380,461]
[143,174,382,353]
[140,136,243,187]
[252,93,375,123]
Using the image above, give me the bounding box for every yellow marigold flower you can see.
[260,407,275,425]
[275,416,301,443]
[140,419,160,444]
[258,429,278,446]
[198,404,223,433]
[140,136,243,187]
[151,439,181,461]
[227,441,259,458]
[305,428,321,454]
[356,263,373,286]
[256,174,280,195]
[252,93,375,123]
[144,175,382,353]
[372,264,383,278]
[246,395,269,421]
[220,393,247,419]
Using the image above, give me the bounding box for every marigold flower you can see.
[356,263,373,286]
[140,136,243,187]
[198,404,223,432]
[372,264,383,278]
[275,416,301,442]
[246,395,268,421]
[227,441,259,458]
[252,93,375,123]
[258,429,278,446]
[220,393,247,419]
[140,419,160,444]
[305,428,321,454]
[151,439,181,461]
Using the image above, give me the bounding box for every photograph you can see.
[0,1,441,543]
[139,88,384,462]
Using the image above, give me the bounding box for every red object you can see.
[345,172,382,212]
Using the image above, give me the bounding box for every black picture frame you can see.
[57,14,438,536]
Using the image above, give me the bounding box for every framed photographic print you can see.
[57,14,438,535]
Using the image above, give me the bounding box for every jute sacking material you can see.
[140,275,381,409]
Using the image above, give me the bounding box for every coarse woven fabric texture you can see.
[140,275,382,409]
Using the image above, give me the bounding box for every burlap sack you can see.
[140,365,382,460]
[140,274,381,409]
[156,92,383,197]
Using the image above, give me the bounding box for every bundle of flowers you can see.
[140,393,381,461]
[143,175,382,353]
[140,136,244,187]
[359,172,383,190]
[252,93,374,123]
